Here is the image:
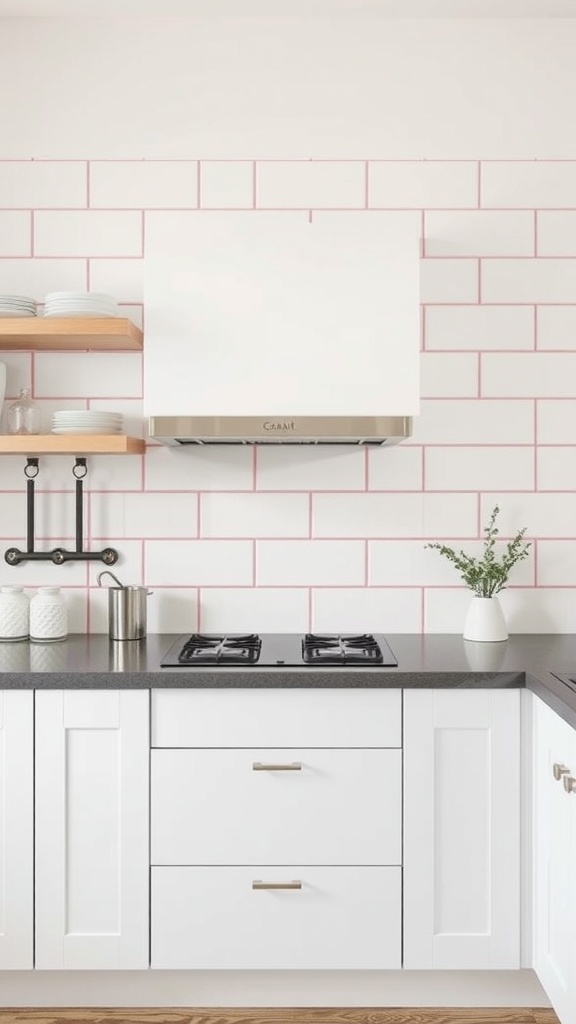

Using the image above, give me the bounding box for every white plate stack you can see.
[0,294,37,318]
[51,410,123,435]
[42,292,119,318]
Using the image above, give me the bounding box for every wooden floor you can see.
[0,1009,560,1024]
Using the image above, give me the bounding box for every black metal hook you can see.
[3,457,119,567]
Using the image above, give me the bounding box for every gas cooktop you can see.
[160,632,398,668]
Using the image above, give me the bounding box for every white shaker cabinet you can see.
[0,691,33,969]
[403,689,521,969]
[533,694,576,1024]
[34,690,149,970]
[151,688,402,970]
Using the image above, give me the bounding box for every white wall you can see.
[1,15,576,635]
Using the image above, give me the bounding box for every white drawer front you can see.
[152,687,401,748]
[151,866,401,969]
[152,748,401,865]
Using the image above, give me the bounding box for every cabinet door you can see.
[533,695,576,1024]
[0,691,33,969]
[35,690,149,969]
[403,689,520,969]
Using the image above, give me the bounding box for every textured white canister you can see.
[30,587,68,643]
[0,585,30,641]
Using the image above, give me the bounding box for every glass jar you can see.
[30,587,68,643]
[0,585,30,642]
[7,387,41,435]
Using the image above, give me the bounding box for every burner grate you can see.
[178,633,262,665]
[302,633,384,665]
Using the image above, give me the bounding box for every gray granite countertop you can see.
[1,632,576,729]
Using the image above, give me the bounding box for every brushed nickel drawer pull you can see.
[252,762,302,771]
[553,762,570,781]
[252,880,302,890]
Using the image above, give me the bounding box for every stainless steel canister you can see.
[108,586,151,641]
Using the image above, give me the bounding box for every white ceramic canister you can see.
[0,585,30,642]
[30,587,68,643]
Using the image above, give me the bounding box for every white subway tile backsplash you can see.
[0,259,86,299]
[537,448,576,491]
[312,492,476,539]
[2,155,576,636]
[200,493,309,538]
[88,539,144,587]
[200,161,254,208]
[537,211,576,257]
[368,161,477,209]
[411,399,534,445]
[91,492,197,539]
[145,446,254,491]
[146,588,198,633]
[199,588,309,632]
[481,492,576,539]
[0,211,30,256]
[0,160,87,208]
[482,259,576,304]
[537,540,576,586]
[89,160,197,208]
[420,258,478,303]
[482,353,576,397]
[424,587,476,634]
[420,352,478,398]
[312,587,422,633]
[538,400,576,443]
[34,352,142,398]
[256,446,365,491]
[256,160,365,208]
[368,446,423,491]
[499,588,576,633]
[88,259,144,302]
[425,305,534,351]
[481,161,576,208]
[425,446,534,491]
[145,209,306,256]
[257,540,365,586]
[374,537,534,588]
[145,540,253,586]
[537,306,576,349]
[34,211,142,257]
[370,540,468,587]
[425,211,534,257]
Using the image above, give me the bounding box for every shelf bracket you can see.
[4,458,119,567]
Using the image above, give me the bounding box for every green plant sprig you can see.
[425,505,531,598]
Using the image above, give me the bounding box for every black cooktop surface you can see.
[160,632,398,668]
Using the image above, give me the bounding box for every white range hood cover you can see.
[144,211,420,444]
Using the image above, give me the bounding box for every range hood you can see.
[144,212,420,446]
[148,415,412,446]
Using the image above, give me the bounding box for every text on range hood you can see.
[144,212,420,445]
[149,415,412,446]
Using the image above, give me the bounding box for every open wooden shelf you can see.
[0,434,146,455]
[0,317,143,351]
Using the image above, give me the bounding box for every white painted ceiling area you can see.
[0,0,575,15]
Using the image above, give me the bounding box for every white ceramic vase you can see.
[463,595,508,643]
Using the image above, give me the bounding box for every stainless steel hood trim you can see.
[149,416,413,446]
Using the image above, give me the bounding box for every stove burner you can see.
[178,633,262,665]
[302,633,384,665]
